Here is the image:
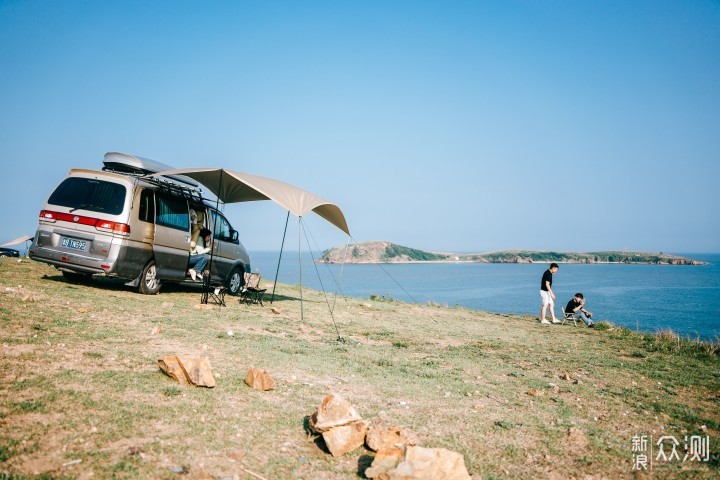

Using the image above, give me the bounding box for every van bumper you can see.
[30,240,151,279]
[29,244,118,275]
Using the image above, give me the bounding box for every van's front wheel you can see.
[226,267,244,296]
[139,260,161,295]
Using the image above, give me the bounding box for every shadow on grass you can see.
[41,273,314,304]
[41,273,204,295]
[42,273,128,291]
[262,292,302,303]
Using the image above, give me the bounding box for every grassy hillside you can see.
[1,258,718,478]
[321,242,706,265]
[380,244,449,262]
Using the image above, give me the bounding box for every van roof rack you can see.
[102,152,201,188]
[101,151,210,202]
[140,175,206,202]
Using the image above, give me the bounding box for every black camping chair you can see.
[201,269,226,307]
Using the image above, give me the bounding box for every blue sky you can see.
[1,0,719,254]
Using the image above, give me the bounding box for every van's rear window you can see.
[48,178,126,215]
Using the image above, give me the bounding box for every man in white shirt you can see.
[539,263,560,324]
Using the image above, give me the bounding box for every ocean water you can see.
[250,251,720,341]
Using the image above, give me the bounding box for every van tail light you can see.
[95,221,131,236]
[39,210,57,222]
[113,223,130,235]
[38,209,130,236]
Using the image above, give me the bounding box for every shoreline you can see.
[250,252,720,341]
[354,288,717,343]
[285,278,719,342]
[317,259,709,265]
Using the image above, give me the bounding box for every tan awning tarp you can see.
[0,235,33,248]
[151,168,350,236]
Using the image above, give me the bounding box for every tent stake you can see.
[270,211,290,304]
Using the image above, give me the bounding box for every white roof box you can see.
[102,152,201,188]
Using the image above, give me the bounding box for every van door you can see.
[209,210,236,281]
[153,193,191,280]
[114,187,155,279]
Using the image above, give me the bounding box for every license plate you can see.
[61,237,87,251]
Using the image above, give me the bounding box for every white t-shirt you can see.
[191,242,211,255]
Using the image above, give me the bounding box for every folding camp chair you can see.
[240,272,266,306]
[201,270,227,307]
[560,305,578,326]
[208,285,227,306]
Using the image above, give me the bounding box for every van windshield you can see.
[48,178,126,215]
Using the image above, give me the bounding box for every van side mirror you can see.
[231,230,239,242]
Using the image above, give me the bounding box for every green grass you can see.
[0,258,718,478]
[381,243,449,262]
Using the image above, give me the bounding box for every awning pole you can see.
[299,216,304,322]
[202,169,223,304]
[270,211,290,304]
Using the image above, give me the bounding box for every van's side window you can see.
[156,195,189,231]
[211,211,234,242]
[138,189,155,223]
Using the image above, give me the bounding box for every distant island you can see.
[319,241,707,265]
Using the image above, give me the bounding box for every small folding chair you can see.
[560,305,578,326]
[208,285,227,306]
[201,270,226,307]
[240,272,267,306]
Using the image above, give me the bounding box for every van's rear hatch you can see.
[32,174,131,271]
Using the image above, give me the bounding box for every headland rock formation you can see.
[319,241,706,265]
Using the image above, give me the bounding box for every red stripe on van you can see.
[38,210,131,236]
[55,212,97,226]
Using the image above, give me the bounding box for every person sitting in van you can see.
[188,228,212,281]
[189,208,205,248]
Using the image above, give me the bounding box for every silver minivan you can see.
[29,152,252,295]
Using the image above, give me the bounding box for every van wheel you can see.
[139,260,161,295]
[226,267,244,296]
